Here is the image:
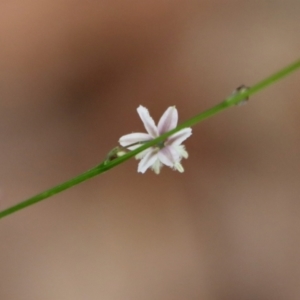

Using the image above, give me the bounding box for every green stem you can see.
[1,58,300,219]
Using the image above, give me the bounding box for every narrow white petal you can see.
[119,133,151,148]
[167,128,192,146]
[151,160,163,174]
[135,148,152,160]
[168,145,181,161]
[137,106,159,138]
[137,149,158,173]
[158,146,177,167]
[174,145,189,159]
[174,162,184,173]
[157,106,178,134]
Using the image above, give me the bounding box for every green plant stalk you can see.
[0,58,300,219]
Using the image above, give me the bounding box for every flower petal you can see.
[167,128,192,146]
[157,106,178,134]
[174,162,184,173]
[135,148,152,160]
[157,146,177,167]
[119,133,151,149]
[137,106,159,138]
[151,159,163,174]
[137,149,158,173]
[173,145,189,159]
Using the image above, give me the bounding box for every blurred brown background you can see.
[0,1,300,299]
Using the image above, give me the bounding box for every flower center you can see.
[157,140,165,149]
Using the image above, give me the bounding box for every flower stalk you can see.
[0,58,299,219]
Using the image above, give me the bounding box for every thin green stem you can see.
[0,58,299,219]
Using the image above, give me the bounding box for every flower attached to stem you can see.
[119,105,192,174]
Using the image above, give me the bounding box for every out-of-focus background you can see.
[0,1,300,299]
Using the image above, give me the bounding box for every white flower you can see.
[119,105,192,174]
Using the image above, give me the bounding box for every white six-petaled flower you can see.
[119,105,192,174]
